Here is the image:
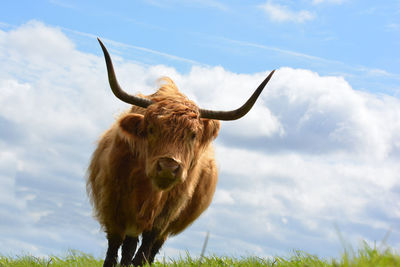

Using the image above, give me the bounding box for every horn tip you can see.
[264,69,276,81]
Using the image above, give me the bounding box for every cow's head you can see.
[118,92,220,190]
[98,38,274,191]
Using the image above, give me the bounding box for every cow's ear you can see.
[201,119,220,144]
[119,113,145,139]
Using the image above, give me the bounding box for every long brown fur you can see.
[87,78,220,266]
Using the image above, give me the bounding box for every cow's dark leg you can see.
[132,230,158,266]
[103,234,123,267]
[148,236,167,264]
[120,235,139,266]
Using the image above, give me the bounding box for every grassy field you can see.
[1,244,400,266]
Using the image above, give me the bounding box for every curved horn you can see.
[199,70,275,121]
[97,38,153,108]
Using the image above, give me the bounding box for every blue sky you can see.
[1,0,400,261]
[3,0,400,92]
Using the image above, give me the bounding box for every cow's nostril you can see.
[158,158,180,174]
[171,164,180,174]
[170,164,179,172]
[157,162,162,172]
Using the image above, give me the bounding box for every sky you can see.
[1,0,400,261]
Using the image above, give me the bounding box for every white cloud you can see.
[213,189,235,205]
[260,1,315,23]
[1,20,400,260]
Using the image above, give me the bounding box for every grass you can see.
[1,243,400,266]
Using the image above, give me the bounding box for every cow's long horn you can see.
[199,70,275,121]
[98,38,153,108]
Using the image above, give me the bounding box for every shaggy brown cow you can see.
[87,38,275,267]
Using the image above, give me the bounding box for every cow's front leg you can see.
[120,235,139,266]
[132,230,158,266]
[148,236,167,264]
[103,234,123,267]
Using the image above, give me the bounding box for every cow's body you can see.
[88,38,274,267]
[87,78,220,266]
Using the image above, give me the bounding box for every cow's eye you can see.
[191,132,197,140]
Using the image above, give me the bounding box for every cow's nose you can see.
[157,157,180,174]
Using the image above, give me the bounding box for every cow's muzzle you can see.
[153,157,182,190]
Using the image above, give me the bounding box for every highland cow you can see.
[87,38,275,267]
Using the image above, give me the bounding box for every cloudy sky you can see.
[1,0,400,261]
